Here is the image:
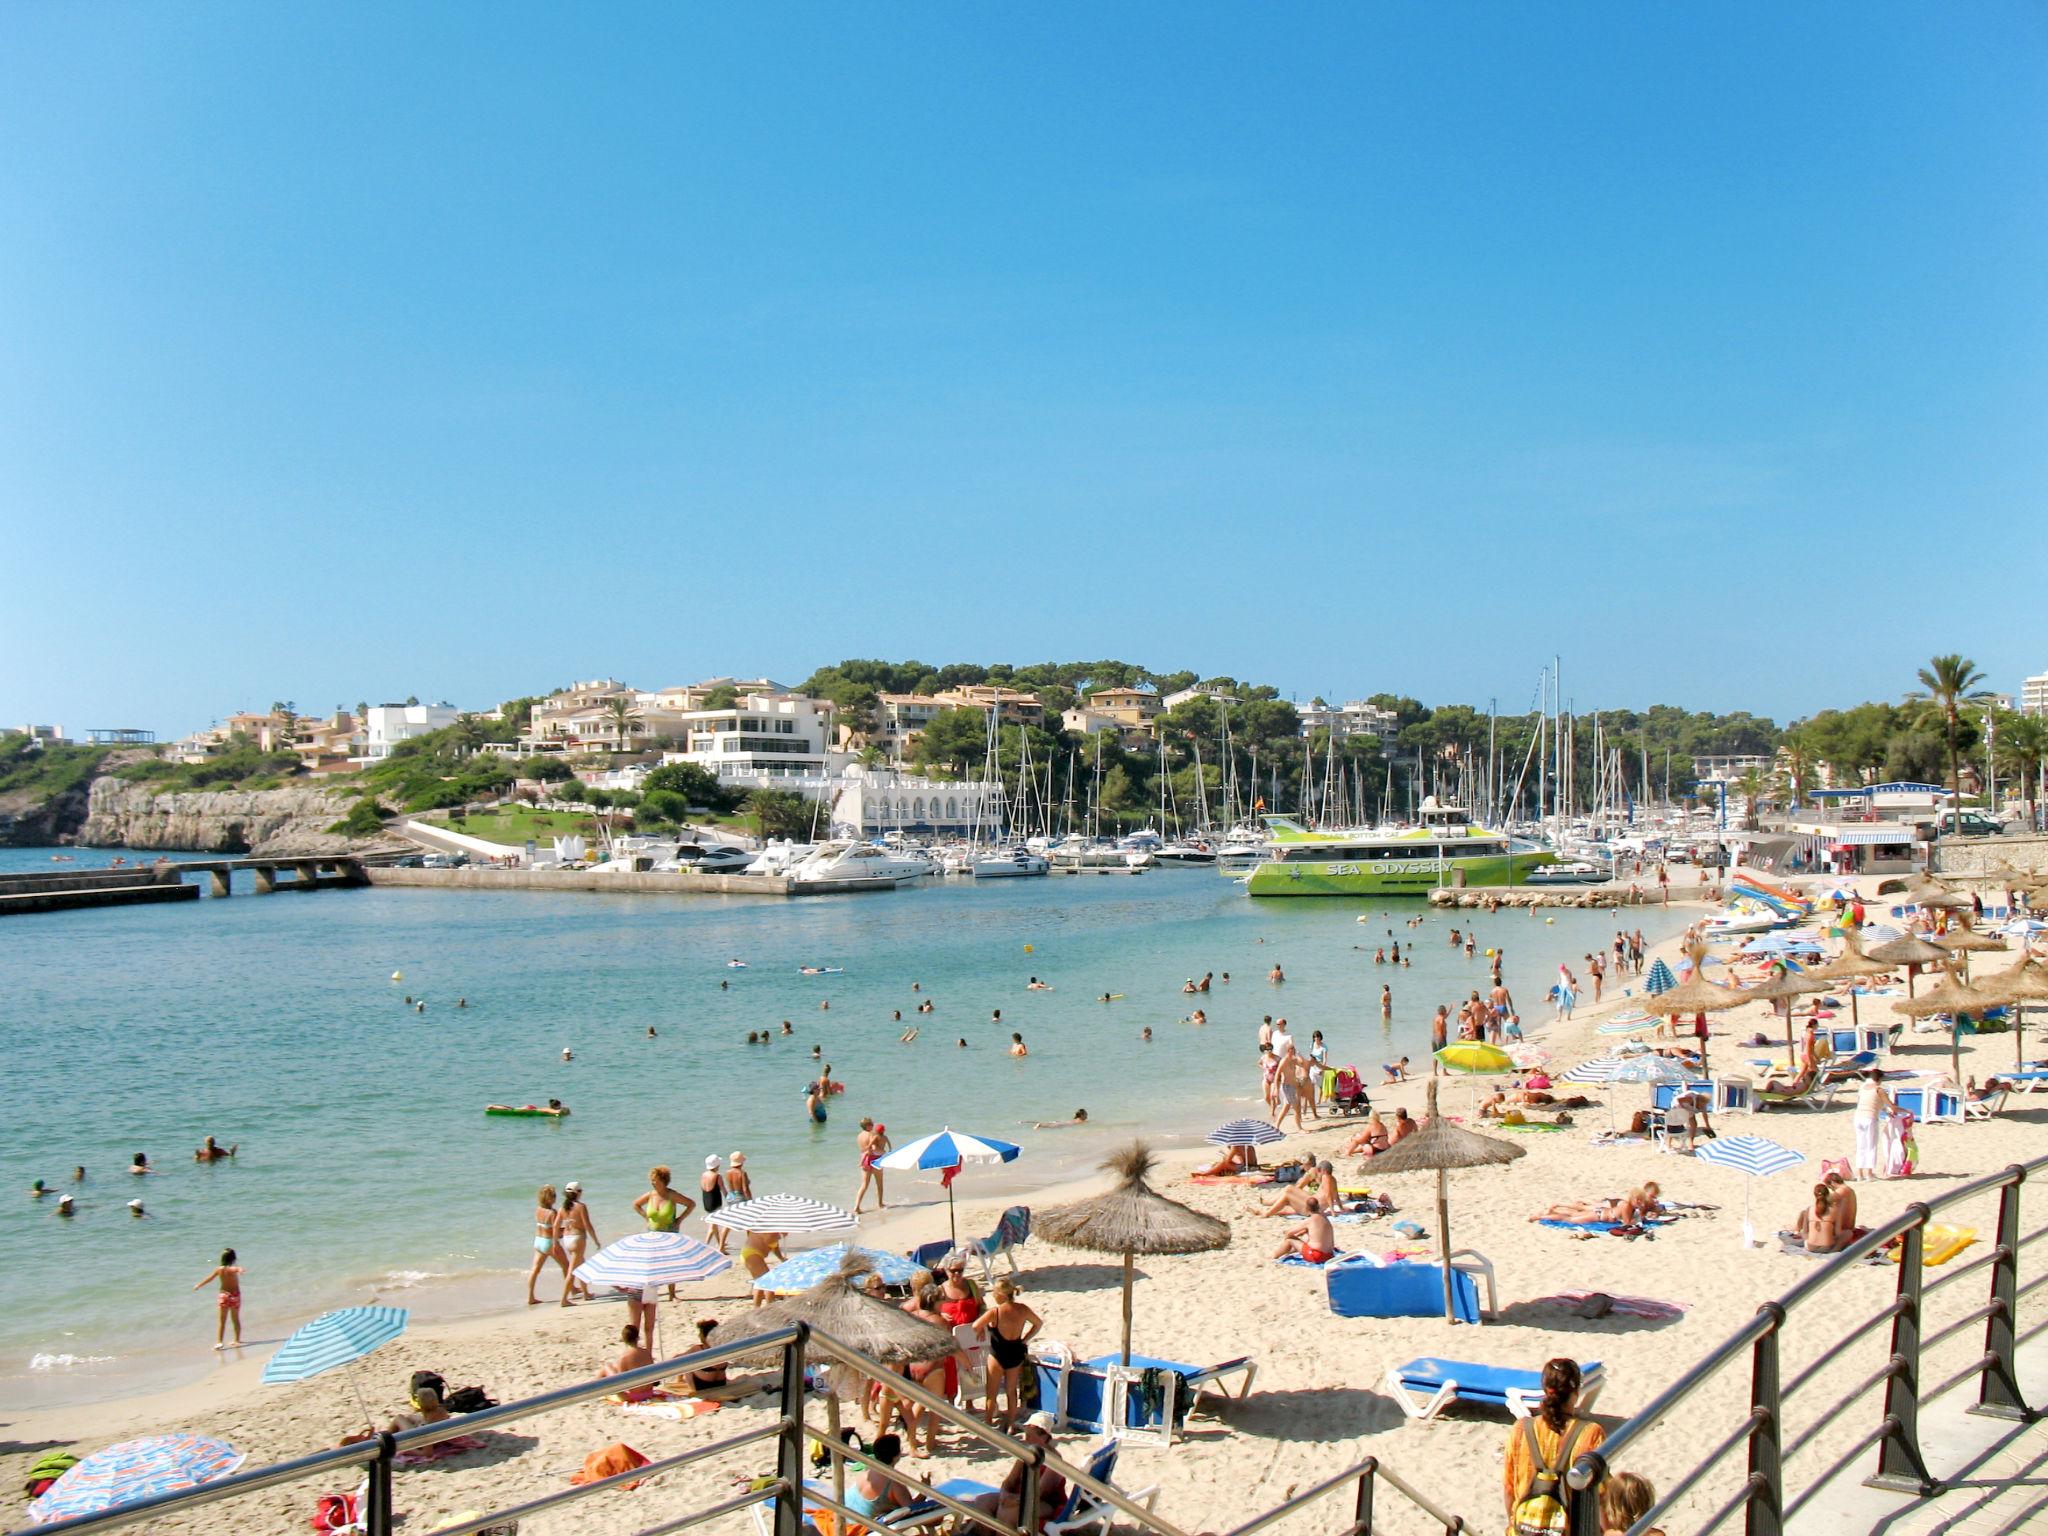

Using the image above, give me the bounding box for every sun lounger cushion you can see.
[1326,1255,1480,1322]
[1388,1358,1604,1420]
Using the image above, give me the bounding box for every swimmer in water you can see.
[781,1021,794,1036]
[812,1045,823,1059]
[1009,1033,1028,1057]
[900,1026,919,1043]
[30,1179,50,1198]
[647,1026,657,1037]
[957,1038,968,1048]
[130,1153,155,1176]
[194,1136,236,1162]
[1032,1109,1088,1129]
[1141,1026,1153,1042]
[457,998,468,1008]
[1027,977,1050,990]
[562,1048,574,1061]
[128,1199,147,1218]
[57,1194,76,1217]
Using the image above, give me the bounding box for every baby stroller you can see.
[1328,1067,1372,1116]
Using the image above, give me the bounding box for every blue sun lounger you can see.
[1386,1357,1605,1422]
[1035,1348,1258,1445]
[910,1441,1157,1536]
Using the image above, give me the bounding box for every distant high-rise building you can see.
[2022,673,2048,717]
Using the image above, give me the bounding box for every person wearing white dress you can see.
[1852,1068,1895,1181]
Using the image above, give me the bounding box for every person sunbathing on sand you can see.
[1193,1144,1258,1178]
[1533,1183,1660,1225]
[1344,1111,1390,1157]
[1272,1199,1337,1263]
[1258,1160,1337,1216]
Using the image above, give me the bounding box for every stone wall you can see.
[1934,835,2048,879]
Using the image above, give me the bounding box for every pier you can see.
[0,856,370,916]
[363,865,909,897]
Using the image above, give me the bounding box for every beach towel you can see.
[394,1434,486,1467]
[1277,1252,1340,1267]
[1544,1290,1687,1321]
[619,1399,721,1421]
[1539,1218,1674,1236]
[1498,1121,1571,1133]
[569,1442,650,1490]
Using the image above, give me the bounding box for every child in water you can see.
[192,1248,244,1349]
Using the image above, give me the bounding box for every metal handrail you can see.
[1219,1453,1471,1536]
[1565,1156,2045,1536]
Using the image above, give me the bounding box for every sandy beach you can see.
[7,875,2040,1534]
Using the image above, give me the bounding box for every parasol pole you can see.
[1436,1166,1455,1324]
[827,1393,846,1507]
[946,1165,960,1248]
[1119,1253,1135,1366]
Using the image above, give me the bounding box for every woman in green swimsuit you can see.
[631,1165,696,1299]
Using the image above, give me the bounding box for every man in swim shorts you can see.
[1272,1200,1337,1264]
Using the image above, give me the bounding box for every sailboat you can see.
[969,717,1047,877]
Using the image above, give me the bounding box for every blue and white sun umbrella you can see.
[755,1243,923,1295]
[1206,1119,1285,1147]
[1560,1055,1627,1085]
[1695,1134,1807,1247]
[30,1433,245,1525]
[876,1127,1022,1244]
[574,1231,732,1292]
[1644,958,1678,996]
[1597,1014,1659,1037]
[712,1194,859,1236]
[263,1306,409,1385]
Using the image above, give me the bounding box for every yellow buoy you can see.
[1484,948,1494,957]
[391,971,403,981]
[1545,917,1555,925]
[1023,944,1034,953]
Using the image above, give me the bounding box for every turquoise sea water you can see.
[0,848,1687,1406]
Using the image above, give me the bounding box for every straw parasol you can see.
[1865,934,1949,996]
[1896,874,1970,909]
[1740,968,1838,1062]
[707,1251,956,1503]
[1932,926,2008,982]
[1807,937,1894,1030]
[1895,964,2005,1088]
[1352,1077,1525,1324]
[1036,1142,1230,1366]
[1647,944,1751,1068]
[1973,956,2048,1070]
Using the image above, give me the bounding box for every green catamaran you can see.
[1244,798,1552,897]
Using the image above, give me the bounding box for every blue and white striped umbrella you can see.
[1695,1135,1806,1179]
[262,1306,409,1385]
[1614,1056,1691,1086]
[874,1128,1022,1171]
[1695,1134,1806,1247]
[1597,1014,1659,1036]
[1206,1119,1285,1147]
[755,1243,923,1294]
[712,1194,858,1235]
[1560,1055,1628,1084]
[574,1231,731,1290]
[30,1434,245,1525]
[1644,958,1678,995]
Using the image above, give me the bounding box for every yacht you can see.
[787,842,931,888]
[1153,836,1218,865]
[1526,859,1609,886]
[1049,837,1144,874]
[970,845,1050,879]
[1244,798,1553,897]
[744,840,816,876]
[659,842,756,874]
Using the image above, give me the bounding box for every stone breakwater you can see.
[79,779,366,855]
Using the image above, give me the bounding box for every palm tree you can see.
[1774,730,1813,810]
[1731,767,1766,830]
[605,696,638,752]
[1996,715,2048,831]
[1910,655,1990,815]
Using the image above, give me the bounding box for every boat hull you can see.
[1245,850,1552,897]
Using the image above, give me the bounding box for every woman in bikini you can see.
[525,1185,569,1305]
[854,1120,891,1214]
[1533,1183,1660,1226]
[557,1183,599,1305]
[739,1229,784,1305]
[632,1166,695,1299]
[972,1278,1042,1431]
[1343,1110,1390,1157]
[883,1282,959,1454]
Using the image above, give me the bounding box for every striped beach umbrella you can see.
[876,1127,1022,1245]
[712,1193,859,1235]
[755,1243,923,1294]
[1206,1119,1284,1147]
[574,1231,732,1291]
[30,1434,244,1525]
[1597,1014,1659,1036]
[1695,1134,1807,1247]
[1644,958,1678,995]
[262,1306,409,1385]
[1559,1055,1627,1085]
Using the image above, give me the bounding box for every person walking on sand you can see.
[1503,1359,1606,1531]
[192,1248,244,1349]
[557,1183,599,1303]
[854,1118,891,1213]
[525,1185,571,1305]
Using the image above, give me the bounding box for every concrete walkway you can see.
[1796,1332,2048,1534]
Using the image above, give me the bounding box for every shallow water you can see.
[0,847,1686,1404]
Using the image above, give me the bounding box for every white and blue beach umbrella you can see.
[574,1231,732,1291]
[1615,1056,1690,1087]
[1695,1134,1807,1247]
[262,1306,409,1385]
[1644,958,1678,995]
[876,1127,1022,1245]
[1206,1119,1285,1147]
[1597,1015,1659,1037]
[712,1194,858,1235]
[30,1433,245,1525]
[1560,1055,1627,1085]
[755,1243,922,1294]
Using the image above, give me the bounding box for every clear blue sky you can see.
[4,3,2043,735]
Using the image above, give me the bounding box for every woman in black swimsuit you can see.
[971,1278,1042,1431]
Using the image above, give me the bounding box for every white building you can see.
[363,703,461,760]
[1296,699,1401,744]
[673,693,841,787]
[823,767,1000,835]
[2023,674,2048,717]
[1162,683,1236,711]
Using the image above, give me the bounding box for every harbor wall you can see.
[365,866,796,896]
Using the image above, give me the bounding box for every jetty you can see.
[0,856,370,916]
[364,865,905,897]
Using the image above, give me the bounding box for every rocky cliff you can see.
[79,780,370,855]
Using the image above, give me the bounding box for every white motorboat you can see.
[788,841,931,887]
[1153,838,1218,865]
[745,840,816,876]
[1049,837,1143,874]
[658,842,756,874]
[971,846,1049,878]
[1525,859,1609,886]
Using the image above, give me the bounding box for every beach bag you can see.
[1508,1419,1589,1536]
[410,1369,448,1403]
[310,1489,363,1534]
[444,1383,497,1413]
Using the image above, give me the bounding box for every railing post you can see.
[1974,1167,2036,1422]
[1867,1211,1942,1495]
[1746,1304,1785,1536]
[1019,1439,1042,1536]
[1565,1446,1606,1536]
[365,1433,395,1536]
[774,1324,810,1536]
[1351,1456,1376,1536]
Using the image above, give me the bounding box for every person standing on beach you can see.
[525,1185,571,1306]
[724,1152,753,1211]
[1431,1005,1449,1066]
[854,1119,891,1213]
[557,1183,599,1304]
[192,1248,243,1349]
